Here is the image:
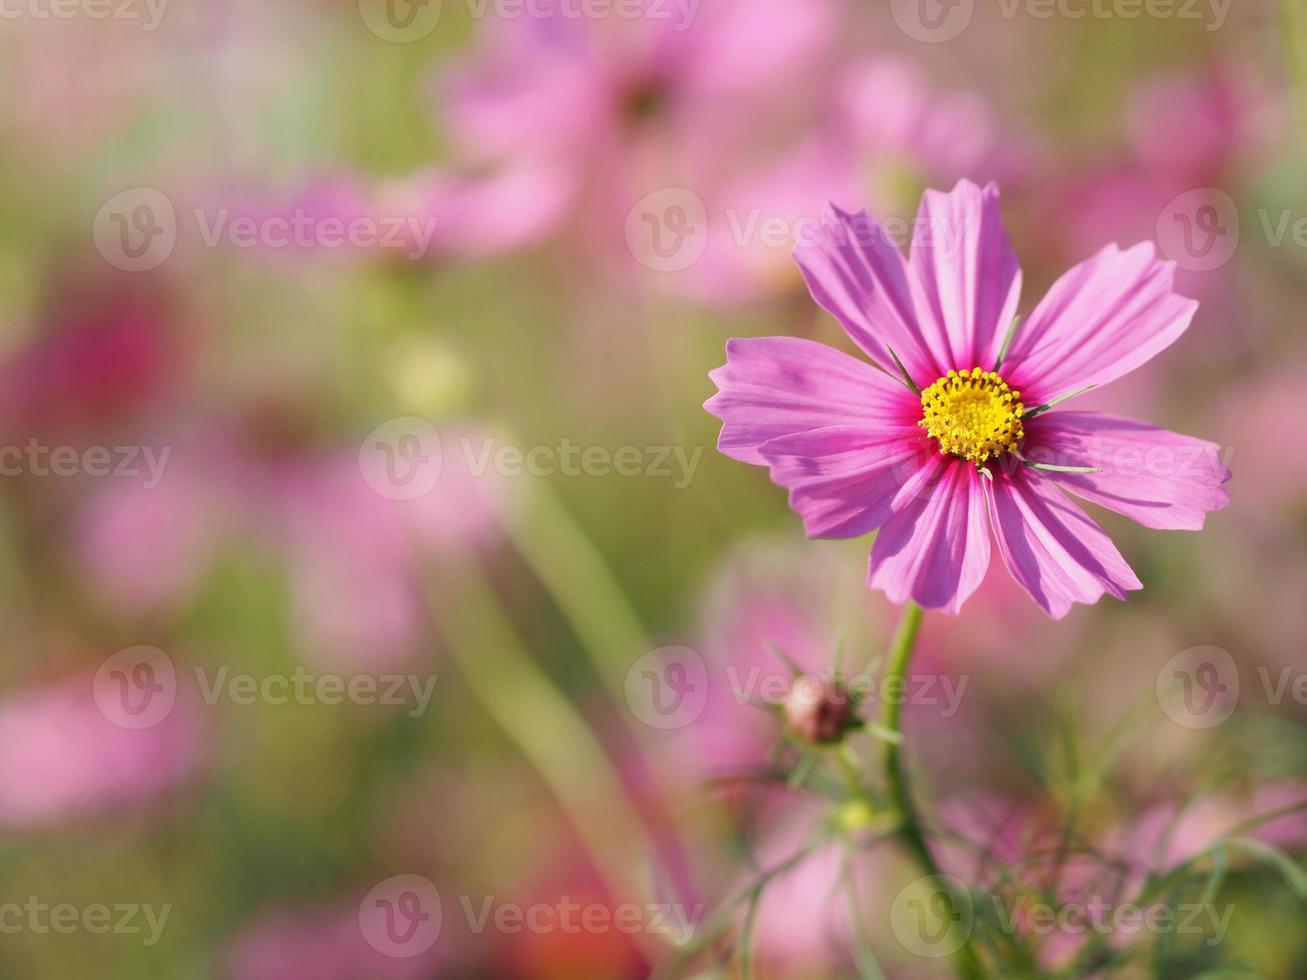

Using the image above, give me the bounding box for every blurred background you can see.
[0,0,1306,976]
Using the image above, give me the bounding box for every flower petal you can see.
[705,336,919,465]
[792,204,943,383]
[866,458,991,614]
[984,468,1142,619]
[759,423,933,538]
[909,180,1022,372]
[1001,242,1198,404]
[1024,411,1231,530]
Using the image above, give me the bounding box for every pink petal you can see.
[1024,411,1231,530]
[792,204,944,383]
[1001,242,1198,405]
[759,423,933,538]
[909,180,1022,372]
[866,458,991,614]
[704,336,919,465]
[681,0,835,100]
[985,469,1142,619]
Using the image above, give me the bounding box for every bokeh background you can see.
[1,0,1306,977]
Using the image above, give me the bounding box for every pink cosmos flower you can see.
[438,0,836,254]
[0,672,205,827]
[670,57,1029,310]
[706,180,1230,618]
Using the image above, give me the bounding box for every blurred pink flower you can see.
[0,278,182,441]
[838,56,1018,188]
[1113,783,1307,878]
[226,903,440,980]
[0,673,204,827]
[73,447,228,613]
[1126,62,1279,184]
[204,165,576,264]
[707,180,1230,617]
[437,0,837,250]
[73,418,516,667]
[1211,365,1307,519]
[675,140,859,308]
[748,802,860,969]
[1048,61,1280,353]
[667,57,1028,309]
[727,792,914,974]
[667,538,873,783]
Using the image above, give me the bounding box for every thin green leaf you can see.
[843,858,888,980]
[862,724,904,745]
[1228,838,1307,900]
[886,345,921,395]
[1024,460,1101,474]
[1199,844,1229,906]
[1023,384,1097,419]
[994,314,1024,370]
[788,751,816,789]
[766,643,803,678]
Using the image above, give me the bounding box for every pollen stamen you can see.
[919,368,1025,464]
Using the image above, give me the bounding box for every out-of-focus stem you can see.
[879,602,987,980]
[1282,0,1307,153]
[505,479,648,701]
[432,563,657,914]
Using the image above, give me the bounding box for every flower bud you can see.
[783,675,856,744]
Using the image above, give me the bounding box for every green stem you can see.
[1281,0,1307,155]
[432,563,660,920]
[879,603,987,980]
[506,478,647,704]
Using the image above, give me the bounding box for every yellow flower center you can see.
[919,368,1025,464]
